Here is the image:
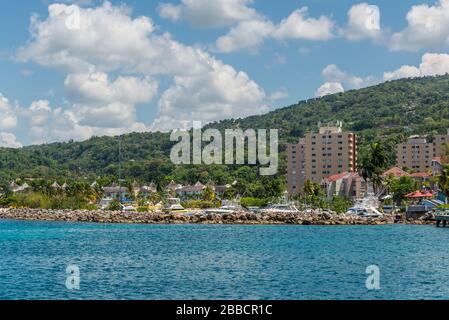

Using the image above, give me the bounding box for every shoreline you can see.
[0,208,434,226]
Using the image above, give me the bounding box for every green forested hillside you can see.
[1,75,449,193]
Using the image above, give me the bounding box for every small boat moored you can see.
[346,206,383,218]
[259,204,300,214]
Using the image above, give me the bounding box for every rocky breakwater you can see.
[0,208,396,225]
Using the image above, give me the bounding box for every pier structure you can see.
[435,209,449,228]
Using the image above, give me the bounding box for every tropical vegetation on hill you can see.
[1,75,449,203]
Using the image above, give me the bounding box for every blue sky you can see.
[1,0,449,147]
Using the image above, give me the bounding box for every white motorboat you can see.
[259,204,300,214]
[205,205,241,214]
[121,204,137,212]
[346,206,382,218]
[347,186,383,218]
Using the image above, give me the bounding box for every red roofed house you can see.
[383,167,409,178]
[321,172,367,200]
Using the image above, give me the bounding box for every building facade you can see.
[433,129,449,159]
[396,130,449,172]
[287,122,357,195]
[320,172,367,200]
[396,136,433,172]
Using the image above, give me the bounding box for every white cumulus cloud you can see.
[158,0,258,28]
[0,132,22,149]
[315,82,344,97]
[214,6,335,53]
[273,7,334,41]
[344,3,382,41]
[321,64,373,89]
[384,53,449,81]
[390,0,449,51]
[215,18,275,53]
[315,64,377,97]
[153,61,267,131]
[0,93,18,131]
[16,2,268,140]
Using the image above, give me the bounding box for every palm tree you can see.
[370,142,389,169]
[359,142,389,194]
[381,174,395,196]
[303,180,317,197]
[442,143,449,163]
[439,164,449,203]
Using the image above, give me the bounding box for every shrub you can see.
[240,197,268,208]
[137,206,149,212]
[183,200,220,209]
[329,197,353,214]
[107,198,122,211]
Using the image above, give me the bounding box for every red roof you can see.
[323,172,360,183]
[433,157,442,163]
[405,190,435,198]
[326,172,350,183]
[410,172,432,178]
[383,167,409,178]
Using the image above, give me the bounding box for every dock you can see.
[435,209,449,228]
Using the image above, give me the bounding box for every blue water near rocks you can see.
[0,219,448,300]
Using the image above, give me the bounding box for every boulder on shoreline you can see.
[0,208,402,226]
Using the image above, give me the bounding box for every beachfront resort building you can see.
[287,122,358,195]
[320,171,367,200]
[9,181,30,193]
[396,129,449,172]
[173,181,231,200]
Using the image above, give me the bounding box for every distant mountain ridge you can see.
[1,75,449,186]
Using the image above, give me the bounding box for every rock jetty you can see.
[0,208,405,225]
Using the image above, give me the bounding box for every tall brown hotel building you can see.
[396,129,449,172]
[287,122,357,195]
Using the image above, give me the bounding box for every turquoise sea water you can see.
[0,220,448,300]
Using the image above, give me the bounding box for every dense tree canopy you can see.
[1,75,449,200]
